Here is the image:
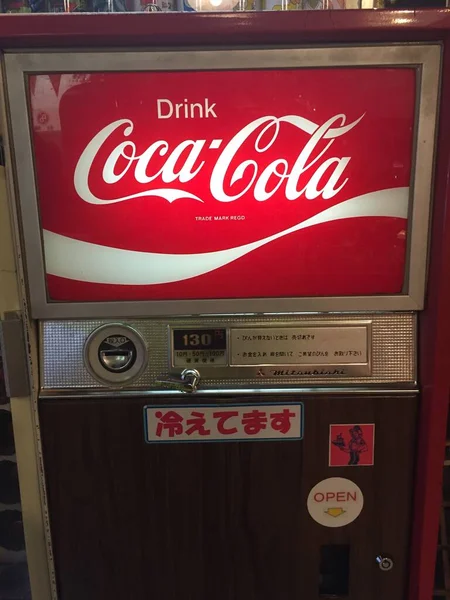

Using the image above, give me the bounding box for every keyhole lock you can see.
[180,369,201,393]
[376,555,394,572]
[157,369,201,393]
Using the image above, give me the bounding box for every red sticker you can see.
[329,424,375,467]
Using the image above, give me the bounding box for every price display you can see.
[172,328,227,367]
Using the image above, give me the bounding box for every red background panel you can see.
[29,68,414,301]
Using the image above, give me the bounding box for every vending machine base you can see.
[39,393,416,600]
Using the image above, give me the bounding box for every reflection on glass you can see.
[385,0,445,6]
[0,0,448,9]
[3,0,409,11]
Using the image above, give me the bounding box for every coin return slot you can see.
[99,349,135,373]
[319,544,350,597]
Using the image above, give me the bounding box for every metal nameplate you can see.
[230,326,369,365]
[230,324,370,377]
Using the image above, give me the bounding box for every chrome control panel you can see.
[40,313,416,395]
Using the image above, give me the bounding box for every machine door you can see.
[39,394,417,600]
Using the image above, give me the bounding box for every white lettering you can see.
[285,114,360,200]
[210,117,270,202]
[135,141,169,184]
[156,98,218,119]
[157,99,173,119]
[161,140,206,184]
[190,103,203,118]
[254,159,289,202]
[305,157,350,200]
[205,98,217,118]
[74,113,364,206]
[102,141,136,184]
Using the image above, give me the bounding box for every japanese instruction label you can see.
[230,326,369,366]
[144,403,303,443]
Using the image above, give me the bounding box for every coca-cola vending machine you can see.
[0,17,448,600]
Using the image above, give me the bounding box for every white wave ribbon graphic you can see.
[43,187,408,286]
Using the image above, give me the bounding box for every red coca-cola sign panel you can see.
[29,68,415,302]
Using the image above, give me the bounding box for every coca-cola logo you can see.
[74,113,363,206]
[50,110,407,287]
[40,111,411,288]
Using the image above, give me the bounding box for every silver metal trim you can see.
[0,60,57,600]
[3,44,441,318]
[0,312,30,397]
[39,387,419,399]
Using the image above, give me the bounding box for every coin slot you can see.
[319,544,350,597]
[99,349,135,373]
[84,324,147,386]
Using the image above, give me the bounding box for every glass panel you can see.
[27,68,415,303]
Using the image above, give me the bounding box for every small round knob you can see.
[376,555,394,572]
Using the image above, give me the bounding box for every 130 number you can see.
[182,333,212,347]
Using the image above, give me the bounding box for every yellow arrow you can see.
[324,507,346,518]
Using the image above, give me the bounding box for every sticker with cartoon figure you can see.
[329,424,375,467]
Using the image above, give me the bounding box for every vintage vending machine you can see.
[0,16,448,600]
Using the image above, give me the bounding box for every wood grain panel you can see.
[39,394,417,600]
